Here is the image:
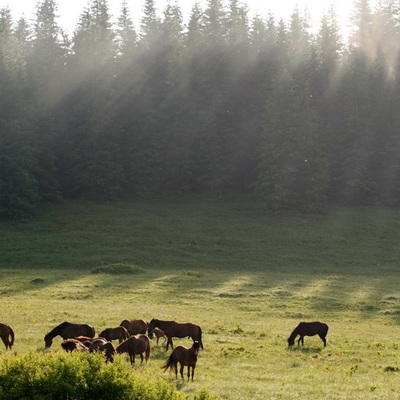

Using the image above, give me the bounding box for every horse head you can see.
[44,334,53,348]
[287,338,295,347]
[148,319,159,338]
[193,340,200,356]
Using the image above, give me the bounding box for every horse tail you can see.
[8,326,15,348]
[162,353,177,374]
[197,326,204,349]
[145,343,150,362]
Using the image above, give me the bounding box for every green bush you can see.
[0,352,185,400]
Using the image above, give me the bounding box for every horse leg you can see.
[179,363,184,379]
[298,336,304,346]
[319,334,327,347]
[140,353,144,363]
[166,337,173,351]
[191,365,195,381]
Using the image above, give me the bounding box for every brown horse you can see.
[0,323,14,350]
[44,322,95,348]
[116,334,150,365]
[61,339,89,352]
[149,327,167,345]
[162,341,200,381]
[148,319,203,351]
[89,338,116,363]
[119,319,147,336]
[73,336,97,343]
[287,321,329,347]
[99,326,130,343]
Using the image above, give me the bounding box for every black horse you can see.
[44,322,95,348]
[287,321,329,347]
[148,319,203,351]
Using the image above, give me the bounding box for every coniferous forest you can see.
[1,0,400,219]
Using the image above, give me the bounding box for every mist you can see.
[1,0,400,219]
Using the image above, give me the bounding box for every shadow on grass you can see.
[287,346,324,354]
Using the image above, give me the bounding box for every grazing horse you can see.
[61,339,88,353]
[44,322,95,348]
[148,319,203,351]
[99,326,130,343]
[73,336,97,343]
[89,337,109,352]
[116,334,150,365]
[119,319,147,336]
[287,321,329,347]
[149,327,167,345]
[0,323,15,350]
[89,338,116,363]
[162,341,200,381]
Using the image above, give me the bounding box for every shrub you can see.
[0,352,184,400]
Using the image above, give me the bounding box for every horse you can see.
[89,338,116,363]
[88,337,109,352]
[287,321,329,347]
[44,322,95,348]
[149,327,167,345]
[99,326,130,343]
[119,319,147,336]
[73,336,97,343]
[116,334,150,365]
[61,339,89,353]
[0,323,15,350]
[148,319,203,351]
[162,341,200,381]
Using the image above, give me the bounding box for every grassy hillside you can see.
[1,196,400,399]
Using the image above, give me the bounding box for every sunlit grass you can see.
[1,196,400,398]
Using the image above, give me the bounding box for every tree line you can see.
[1,0,400,218]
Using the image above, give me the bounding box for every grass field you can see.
[1,195,400,399]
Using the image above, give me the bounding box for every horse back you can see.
[132,334,150,353]
[120,319,147,335]
[172,345,197,366]
[63,323,95,339]
[297,321,328,336]
[159,321,200,339]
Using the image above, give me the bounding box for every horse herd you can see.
[0,319,329,381]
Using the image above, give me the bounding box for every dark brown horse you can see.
[44,322,95,348]
[148,319,203,351]
[61,339,89,353]
[119,319,147,336]
[116,334,150,365]
[287,321,329,347]
[162,341,200,381]
[0,323,15,350]
[89,338,116,363]
[99,326,130,343]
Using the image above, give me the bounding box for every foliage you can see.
[0,352,186,400]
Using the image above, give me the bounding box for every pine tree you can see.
[0,7,40,218]
[257,67,328,211]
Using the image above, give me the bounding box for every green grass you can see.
[1,195,400,399]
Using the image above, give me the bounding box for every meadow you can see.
[1,195,400,399]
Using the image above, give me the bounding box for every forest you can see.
[1,0,400,219]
